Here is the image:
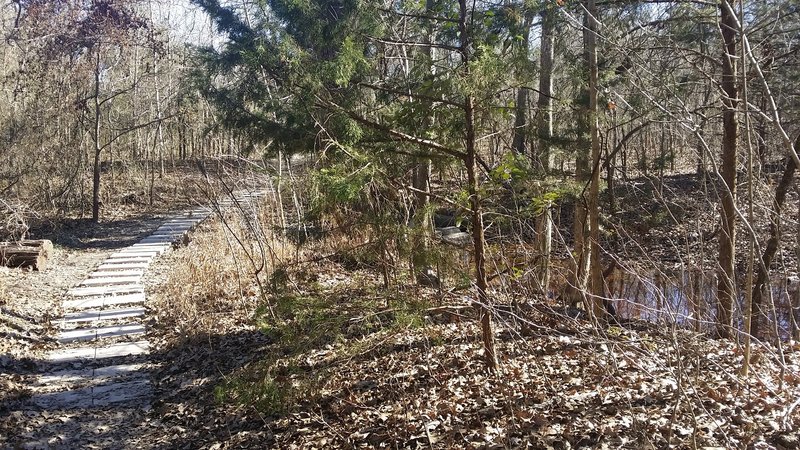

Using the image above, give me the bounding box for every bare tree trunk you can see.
[607,109,617,212]
[751,139,798,337]
[534,6,556,292]
[536,205,552,294]
[586,0,606,320]
[512,85,528,155]
[413,0,435,283]
[149,0,166,179]
[91,52,102,222]
[741,20,755,375]
[511,13,531,155]
[459,0,496,371]
[795,187,800,341]
[133,45,141,160]
[566,0,603,316]
[536,7,555,172]
[717,0,739,339]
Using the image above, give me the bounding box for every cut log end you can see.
[0,239,52,271]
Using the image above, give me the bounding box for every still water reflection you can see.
[605,268,799,340]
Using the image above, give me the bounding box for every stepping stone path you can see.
[29,190,267,412]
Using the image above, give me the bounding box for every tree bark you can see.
[586,0,605,320]
[92,52,102,223]
[566,0,604,318]
[536,7,555,172]
[0,240,52,270]
[413,0,435,283]
[750,137,799,337]
[512,85,529,155]
[717,0,739,339]
[511,12,532,155]
[460,0,497,371]
[534,6,556,292]
[536,206,552,294]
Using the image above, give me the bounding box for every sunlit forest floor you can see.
[2,165,799,448]
[144,168,800,448]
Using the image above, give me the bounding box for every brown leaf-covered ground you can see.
[136,210,800,449]
[2,169,800,449]
[0,166,222,447]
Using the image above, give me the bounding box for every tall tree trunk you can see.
[566,1,603,316]
[586,0,606,319]
[751,137,799,337]
[717,0,739,339]
[795,188,800,341]
[133,45,141,160]
[460,0,497,371]
[607,109,617,213]
[536,205,552,294]
[413,0,435,283]
[511,14,532,155]
[91,52,102,223]
[741,19,755,375]
[512,86,528,155]
[149,0,166,178]
[535,6,556,292]
[536,7,555,172]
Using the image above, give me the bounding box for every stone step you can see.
[136,237,176,243]
[58,323,146,343]
[60,307,146,327]
[106,254,156,262]
[148,231,183,238]
[155,223,193,229]
[47,340,149,363]
[157,222,194,227]
[67,285,144,297]
[92,379,151,406]
[63,292,146,311]
[79,276,142,287]
[115,246,164,252]
[160,220,199,226]
[151,231,188,237]
[31,387,93,408]
[105,255,155,263]
[132,244,172,250]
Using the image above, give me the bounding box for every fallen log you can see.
[0,239,52,271]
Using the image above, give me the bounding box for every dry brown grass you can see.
[152,198,296,340]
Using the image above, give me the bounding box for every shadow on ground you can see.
[0,328,272,449]
[28,217,167,250]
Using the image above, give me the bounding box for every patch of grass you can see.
[214,371,291,417]
[228,262,436,417]
[257,292,348,352]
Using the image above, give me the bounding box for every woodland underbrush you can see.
[150,198,292,342]
[0,160,239,241]
[146,188,800,449]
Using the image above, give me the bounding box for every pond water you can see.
[605,268,800,341]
